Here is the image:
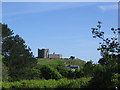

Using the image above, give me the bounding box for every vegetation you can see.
[40,65,62,80]
[70,56,75,60]
[57,64,75,79]
[38,58,86,68]
[2,61,9,81]
[89,21,120,88]
[1,21,120,89]
[2,23,37,81]
[2,77,91,88]
[37,58,49,62]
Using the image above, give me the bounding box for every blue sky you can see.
[2,2,118,63]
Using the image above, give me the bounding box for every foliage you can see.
[111,73,120,89]
[0,56,9,81]
[2,23,14,40]
[2,21,120,88]
[75,68,84,78]
[67,77,92,88]
[30,68,42,79]
[2,77,91,88]
[70,56,75,60]
[40,65,62,80]
[88,64,113,88]
[19,68,42,80]
[83,61,95,77]
[92,21,120,65]
[87,59,119,88]
[90,21,120,88]
[57,64,75,79]
[2,62,9,81]
[92,21,119,55]
[2,23,37,81]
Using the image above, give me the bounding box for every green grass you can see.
[37,58,86,69]
[37,58,50,62]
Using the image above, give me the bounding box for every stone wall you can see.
[49,52,62,59]
[38,49,62,59]
[38,49,49,58]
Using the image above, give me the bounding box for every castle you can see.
[38,48,62,59]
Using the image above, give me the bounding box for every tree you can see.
[83,61,95,77]
[91,21,119,65]
[89,21,120,88]
[2,23,14,40]
[88,64,112,88]
[111,73,120,88]
[70,56,75,60]
[2,23,37,80]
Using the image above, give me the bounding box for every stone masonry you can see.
[38,48,62,59]
[38,48,49,58]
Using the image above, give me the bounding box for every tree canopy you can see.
[2,23,37,81]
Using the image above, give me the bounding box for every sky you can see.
[2,2,118,63]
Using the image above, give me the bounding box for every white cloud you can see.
[98,4,118,12]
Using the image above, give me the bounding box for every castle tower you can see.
[38,48,49,58]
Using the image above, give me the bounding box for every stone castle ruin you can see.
[38,49,49,58]
[38,48,62,59]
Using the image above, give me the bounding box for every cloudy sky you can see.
[2,2,118,63]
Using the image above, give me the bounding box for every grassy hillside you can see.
[37,58,86,68]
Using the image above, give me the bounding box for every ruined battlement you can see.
[38,48,62,59]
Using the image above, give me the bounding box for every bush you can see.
[88,64,113,88]
[75,68,84,78]
[57,78,72,88]
[7,68,42,81]
[40,65,62,80]
[67,77,91,88]
[31,68,42,79]
[57,65,75,79]
[2,77,92,88]
[83,61,95,77]
[111,73,120,89]
[24,68,42,80]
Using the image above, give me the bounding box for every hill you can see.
[37,58,86,68]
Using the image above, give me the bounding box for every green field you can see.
[37,58,86,68]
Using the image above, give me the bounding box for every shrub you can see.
[67,77,92,88]
[88,64,113,88]
[27,68,42,80]
[40,65,62,80]
[2,77,92,88]
[75,68,84,78]
[57,65,75,79]
[57,78,72,88]
[111,73,120,89]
